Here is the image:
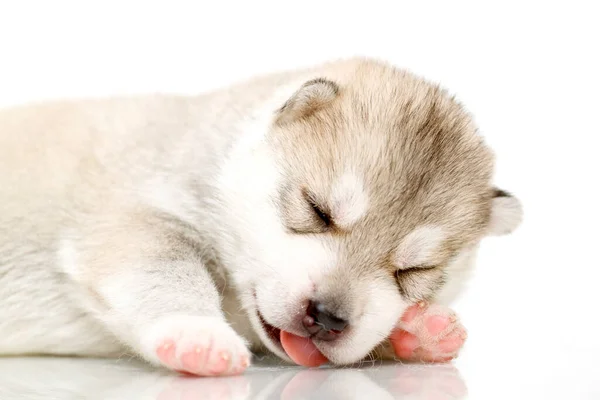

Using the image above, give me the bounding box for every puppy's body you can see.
[0,77,283,356]
[0,58,521,373]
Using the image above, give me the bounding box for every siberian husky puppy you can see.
[0,57,522,376]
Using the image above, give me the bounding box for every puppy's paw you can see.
[140,315,251,376]
[390,303,467,363]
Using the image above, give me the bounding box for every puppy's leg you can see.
[68,212,251,376]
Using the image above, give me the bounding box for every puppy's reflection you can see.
[252,361,467,400]
[0,358,466,399]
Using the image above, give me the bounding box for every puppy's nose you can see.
[303,300,348,340]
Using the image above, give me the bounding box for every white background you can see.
[1,1,599,399]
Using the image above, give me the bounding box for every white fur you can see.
[394,226,447,268]
[330,171,369,229]
[137,173,201,226]
[57,236,79,277]
[434,245,480,304]
[488,196,523,235]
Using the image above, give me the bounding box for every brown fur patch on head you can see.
[268,58,496,301]
[275,78,339,125]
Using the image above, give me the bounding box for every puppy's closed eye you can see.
[280,186,332,234]
[396,265,437,274]
[305,192,332,228]
[395,266,444,302]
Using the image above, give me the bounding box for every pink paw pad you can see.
[180,347,203,370]
[156,341,245,376]
[425,315,450,336]
[438,333,465,353]
[391,303,467,363]
[208,351,231,374]
[390,330,420,359]
[145,316,252,377]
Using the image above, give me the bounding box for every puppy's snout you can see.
[303,300,348,341]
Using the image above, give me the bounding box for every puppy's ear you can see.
[275,78,339,124]
[487,189,523,236]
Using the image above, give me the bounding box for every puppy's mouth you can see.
[256,308,329,367]
[257,310,282,348]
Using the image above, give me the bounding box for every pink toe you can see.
[156,340,176,365]
[181,349,202,371]
[425,315,450,336]
[208,351,231,375]
[390,330,420,359]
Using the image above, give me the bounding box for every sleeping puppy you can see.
[0,57,522,375]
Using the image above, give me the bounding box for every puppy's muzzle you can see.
[302,300,348,341]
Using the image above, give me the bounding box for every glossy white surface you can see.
[0,357,458,400]
[1,346,597,400]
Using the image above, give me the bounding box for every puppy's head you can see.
[216,58,522,365]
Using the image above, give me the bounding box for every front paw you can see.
[140,315,251,376]
[390,303,467,363]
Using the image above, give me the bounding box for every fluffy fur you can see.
[0,57,522,374]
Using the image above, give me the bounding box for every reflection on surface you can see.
[0,357,467,399]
